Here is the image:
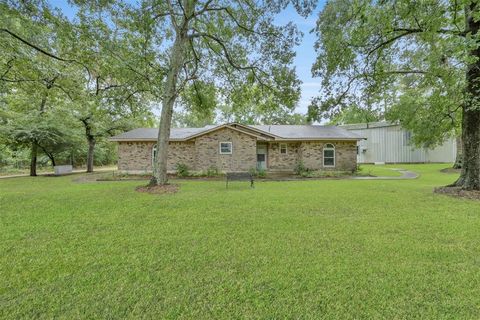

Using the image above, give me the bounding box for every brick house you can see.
[110,123,364,173]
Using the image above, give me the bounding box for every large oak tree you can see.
[123,0,313,185]
[311,0,480,190]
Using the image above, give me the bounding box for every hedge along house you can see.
[110,123,365,174]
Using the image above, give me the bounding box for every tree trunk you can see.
[81,117,96,173]
[30,93,48,177]
[39,145,56,167]
[44,152,56,167]
[452,3,480,190]
[455,107,480,189]
[87,135,96,173]
[30,141,37,176]
[453,136,463,169]
[49,154,56,167]
[150,29,190,185]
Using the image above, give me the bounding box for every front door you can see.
[257,144,267,170]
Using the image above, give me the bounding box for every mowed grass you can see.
[1,164,480,319]
[359,164,404,177]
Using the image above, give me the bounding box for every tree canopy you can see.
[0,1,154,174]
[312,0,480,189]
[115,0,314,185]
[1,0,312,178]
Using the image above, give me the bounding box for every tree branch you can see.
[1,28,76,63]
[367,29,421,56]
[392,27,465,36]
[191,32,257,71]
[193,5,277,37]
[193,0,214,17]
[368,26,466,57]
[166,0,181,32]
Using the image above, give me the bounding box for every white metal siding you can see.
[350,125,456,163]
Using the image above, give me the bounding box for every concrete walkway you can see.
[0,167,115,179]
[353,168,419,180]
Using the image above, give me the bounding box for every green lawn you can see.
[358,164,405,177]
[1,164,480,319]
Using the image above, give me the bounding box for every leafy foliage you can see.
[325,104,383,125]
[175,163,190,177]
[311,0,466,147]
[0,1,154,173]
[293,160,311,176]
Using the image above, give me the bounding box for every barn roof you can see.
[339,121,399,130]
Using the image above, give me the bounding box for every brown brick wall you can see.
[267,142,301,171]
[117,132,357,173]
[194,127,257,172]
[167,142,196,170]
[334,141,358,171]
[299,141,357,171]
[117,141,195,173]
[118,141,154,173]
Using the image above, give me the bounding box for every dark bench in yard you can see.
[226,172,254,189]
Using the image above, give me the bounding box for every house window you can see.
[152,144,157,168]
[323,143,335,167]
[280,143,287,154]
[219,142,232,154]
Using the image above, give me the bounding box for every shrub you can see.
[256,168,267,178]
[294,161,311,176]
[175,163,190,177]
[249,167,267,178]
[300,170,314,178]
[206,166,219,177]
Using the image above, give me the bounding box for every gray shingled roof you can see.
[110,124,364,141]
[110,126,216,141]
[249,125,363,140]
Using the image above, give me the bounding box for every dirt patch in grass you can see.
[136,184,179,195]
[440,168,461,174]
[434,186,480,201]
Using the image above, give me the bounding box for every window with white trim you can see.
[280,143,287,154]
[219,142,232,154]
[152,144,157,167]
[323,143,335,167]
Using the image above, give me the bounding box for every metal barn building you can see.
[340,121,457,164]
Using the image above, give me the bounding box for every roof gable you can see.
[183,123,275,140]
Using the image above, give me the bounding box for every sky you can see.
[49,0,327,115]
[273,2,326,113]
